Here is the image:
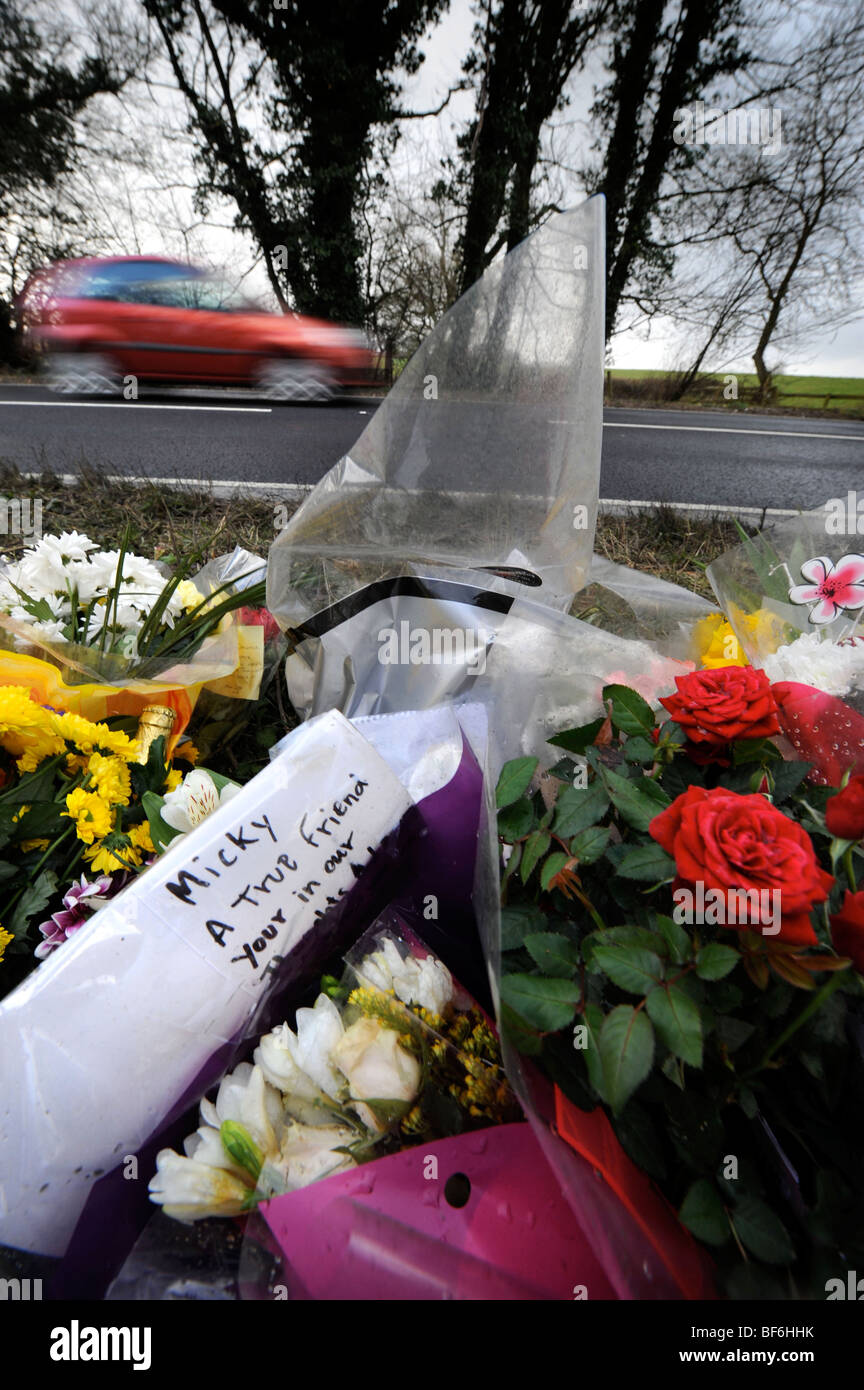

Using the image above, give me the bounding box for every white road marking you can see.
[604,421,864,442]
[16,472,805,523]
[0,400,271,413]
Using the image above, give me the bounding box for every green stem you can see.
[844,846,857,892]
[758,971,848,1070]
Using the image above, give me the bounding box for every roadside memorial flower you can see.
[649,785,832,946]
[788,554,864,626]
[160,768,241,836]
[659,666,780,746]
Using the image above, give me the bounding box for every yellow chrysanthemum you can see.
[0,927,12,964]
[63,787,114,844]
[0,685,62,766]
[84,837,141,874]
[164,768,183,793]
[86,752,132,806]
[127,821,154,854]
[19,838,50,852]
[51,711,137,762]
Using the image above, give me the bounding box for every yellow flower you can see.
[164,768,183,793]
[0,685,62,766]
[63,787,114,844]
[0,926,12,964]
[20,838,50,852]
[84,837,141,874]
[693,614,748,669]
[87,752,131,806]
[51,711,137,761]
[175,580,205,612]
[127,821,154,854]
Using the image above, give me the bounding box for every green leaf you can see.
[501,840,522,891]
[695,943,740,981]
[540,851,570,891]
[592,943,665,995]
[598,1005,654,1114]
[500,906,546,952]
[732,1196,795,1266]
[599,766,668,833]
[496,756,538,809]
[570,824,610,864]
[142,789,182,855]
[499,1000,543,1055]
[616,842,676,882]
[524,931,580,978]
[520,830,551,883]
[679,1180,729,1246]
[499,973,580,1032]
[6,868,58,937]
[623,735,658,764]
[581,1002,606,1098]
[497,797,535,842]
[732,737,782,766]
[548,718,605,754]
[553,780,609,838]
[655,914,691,964]
[584,925,668,967]
[770,760,812,803]
[602,684,655,736]
[645,984,703,1067]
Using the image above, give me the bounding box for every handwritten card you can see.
[0,710,413,1256]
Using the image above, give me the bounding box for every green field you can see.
[606,369,864,417]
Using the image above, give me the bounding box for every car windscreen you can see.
[72,263,255,311]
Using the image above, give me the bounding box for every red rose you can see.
[237,606,281,643]
[650,785,832,946]
[660,667,780,747]
[825,775,864,841]
[829,892,864,971]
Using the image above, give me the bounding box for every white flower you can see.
[254,1022,336,1123]
[161,768,242,834]
[275,994,347,1101]
[197,1061,282,1160]
[28,618,67,643]
[358,937,453,1016]
[277,1121,356,1189]
[332,1015,421,1108]
[148,1149,251,1222]
[762,631,864,697]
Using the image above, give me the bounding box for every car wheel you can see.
[45,352,122,396]
[256,359,335,402]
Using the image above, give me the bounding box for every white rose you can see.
[333,1015,421,1108]
[279,993,347,1101]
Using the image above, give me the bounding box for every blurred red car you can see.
[20,256,377,400]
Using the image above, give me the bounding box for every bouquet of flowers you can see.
[0,685,184,994]
[148,925,520,1225]
[497,669,864,1299]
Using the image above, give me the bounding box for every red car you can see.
[20,256,377,400]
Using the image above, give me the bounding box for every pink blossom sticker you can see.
[788,554,864,625]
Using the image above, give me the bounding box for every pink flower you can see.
[35,874,122,958]
[789,554,864,625]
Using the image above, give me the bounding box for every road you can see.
[0,383,862,511]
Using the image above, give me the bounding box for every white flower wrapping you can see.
[149,937,455,1222]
